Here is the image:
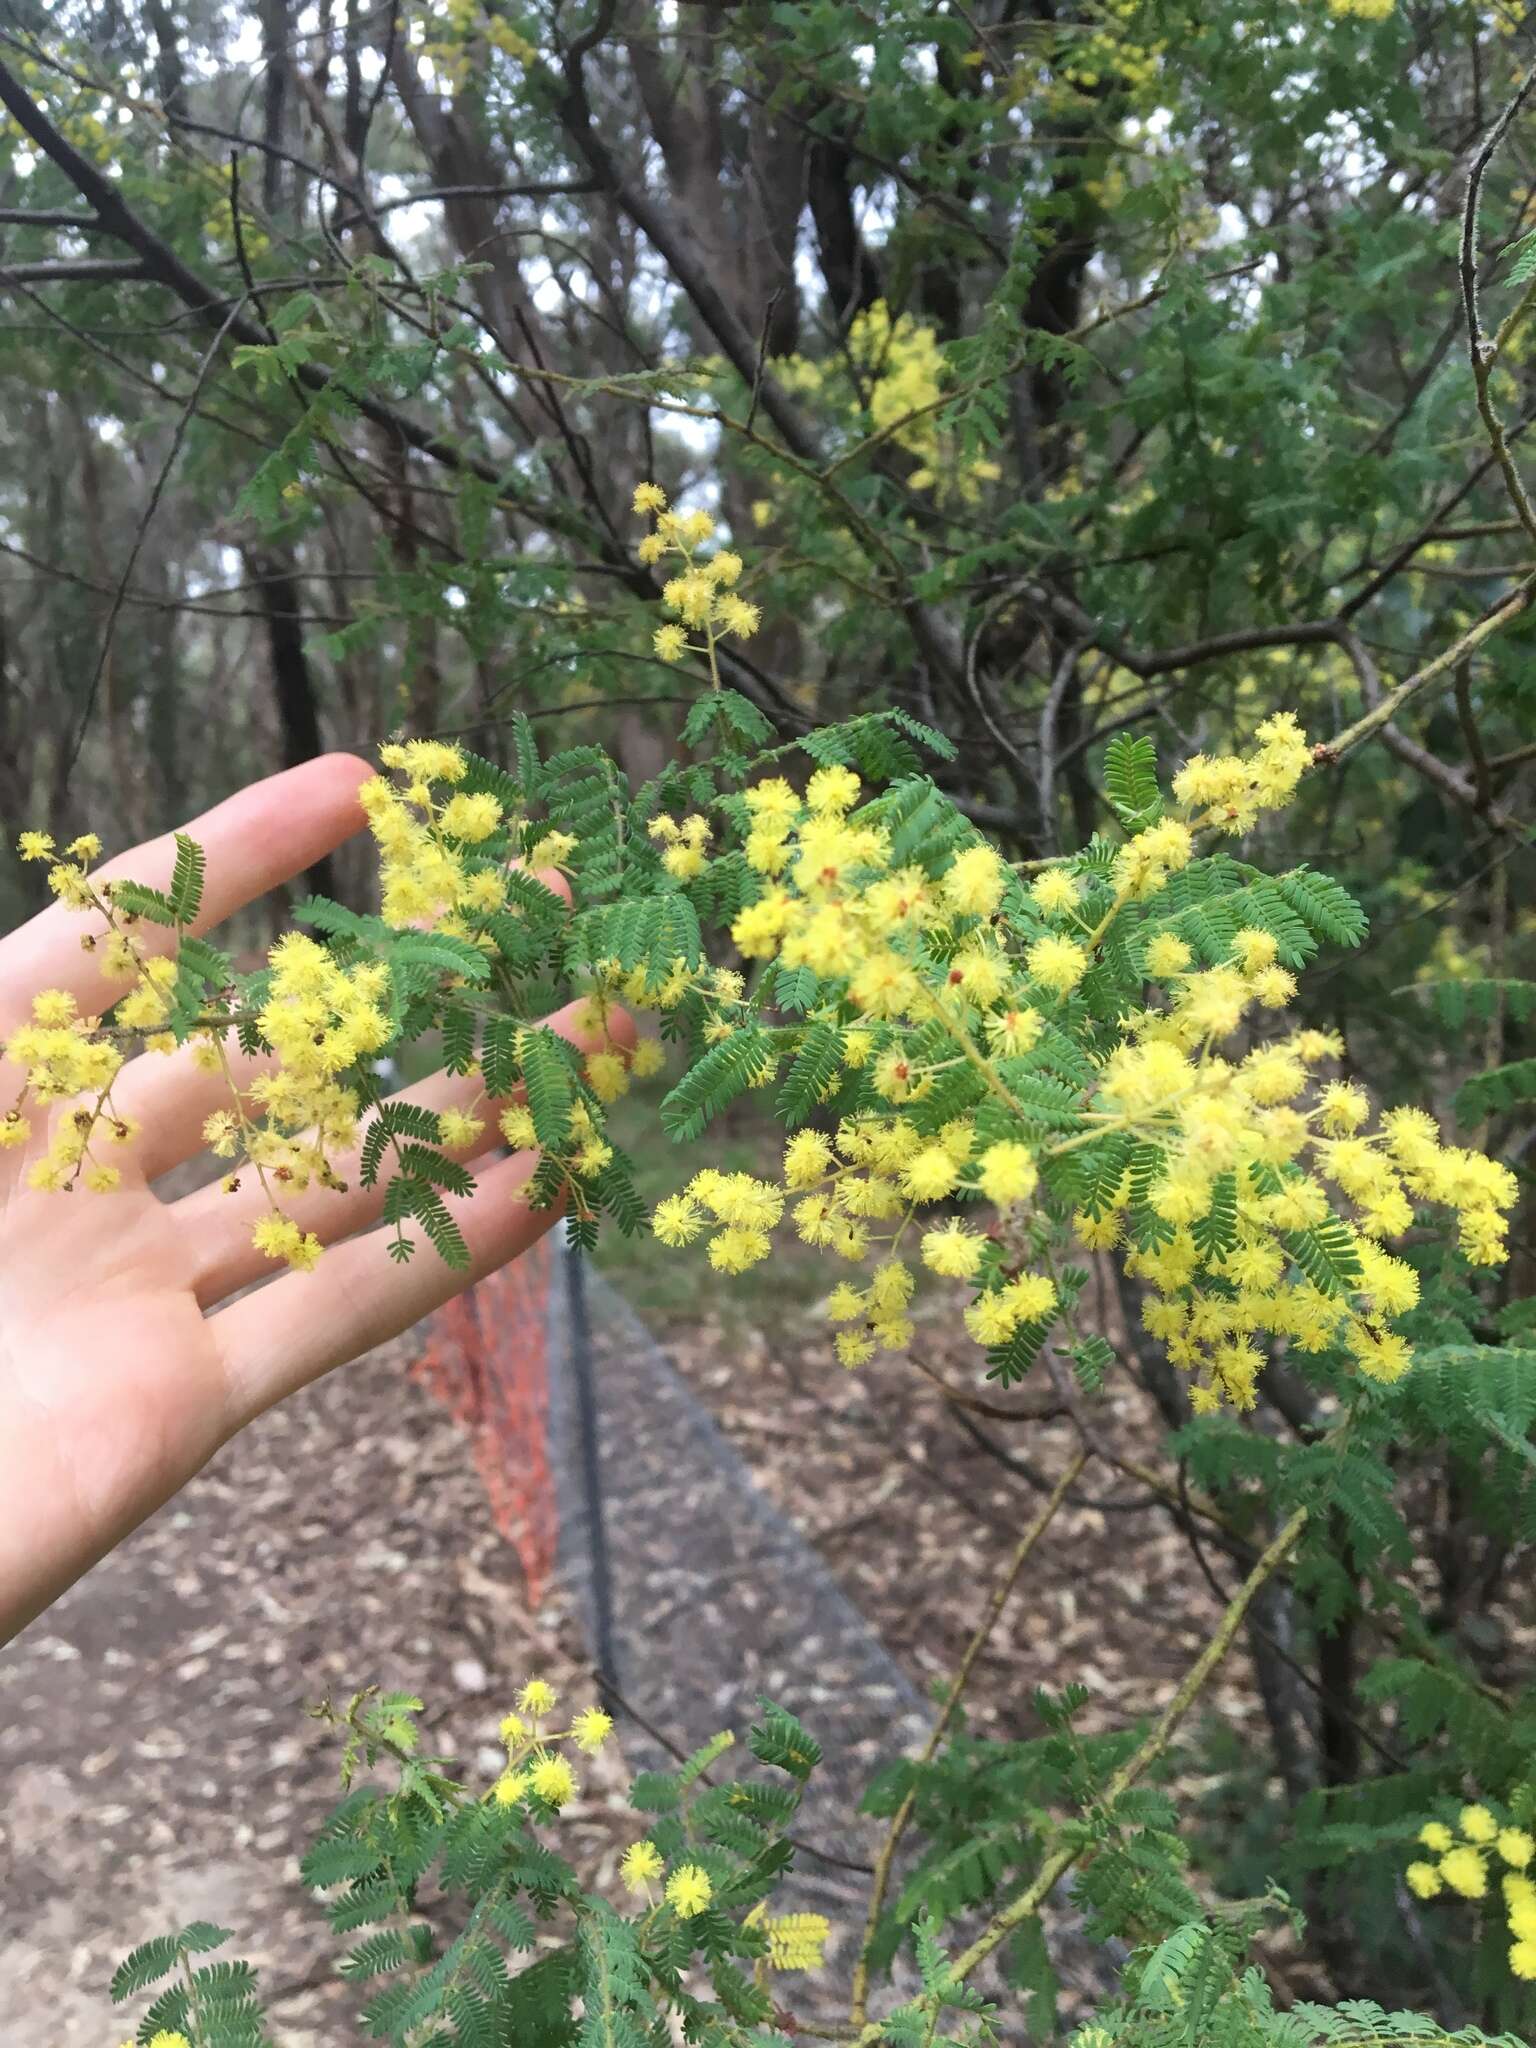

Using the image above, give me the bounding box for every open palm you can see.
[0,755,620,1643]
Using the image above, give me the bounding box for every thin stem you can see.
[847,1446,1089,2030]
[1459,66,1536,548]
[852,1499,1309,2042]
[948,1501,1308,1982]
[1320,578,1535,764]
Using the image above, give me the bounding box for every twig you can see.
[848,1502,1310,2042]
[744,285,783,439]
[1454,659,1495,811]
[1318,578,1536,778]
[908,1350,1069,1424]
[939,1505,1308,1988]
[0,258,147,284]
[847,1447,1090,2031]
[1459,67,1536,547]
[63,289,251,777]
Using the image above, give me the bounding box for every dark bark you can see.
[144,0,187,122]
[246,547,334,895]
[260,0,291,215]
[807,129,885,327]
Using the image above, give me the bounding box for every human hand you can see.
[0,755,626,1644]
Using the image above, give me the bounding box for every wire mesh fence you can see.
[547,1245,932,1925]
[415,1237,1116,2019]
[417,1232,930,1975]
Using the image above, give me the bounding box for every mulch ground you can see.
[663,1285,1239,1747]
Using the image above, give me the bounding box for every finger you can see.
[181,996,633,1306]
[100,864,576,1182]
[0,754,374,1033]
[211,1148,559,1428]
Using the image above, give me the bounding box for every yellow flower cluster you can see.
[488,1677,612,1813]
[10,742,626,1271]
[774,301,1001,499]
[632,484,761,669]
[361,738,515,931]
[1170,711,1313,835]
[1040,0,1166,109]
[2,984,130,1189]
[648,810,713,882]
[229,931,398,1269]
[4,829,188,1189]
[615,1835,716,1918]
[413,0,536,93]
[1406,1806,1536,1979]
[639,709,1515,1411]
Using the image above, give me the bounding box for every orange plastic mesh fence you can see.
[411,1233,558,1605]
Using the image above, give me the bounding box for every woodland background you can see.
[2,0,1536,2036]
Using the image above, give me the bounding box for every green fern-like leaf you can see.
[292,895,380,942]
[660,1029,776,1141]
[748,1700,821,1782]
[441,1004,476,1076]
[577,1903,653,2048]
[110,879,178,927]
[1410,977,1536,1032]
[520,1026,579,1148]
[681,688,774,750]
[339,1927,419,1980]
[1283,1217,1363,1297]
[169,832,206,925]
[1272,865,1368,950]
[385,1174,470,1269]
[480,1015,519,1097]
[1191,1171,1239,1261]
[773,962,821,1013]
[360,1100,444,1188]
[777,1021,847,1126]
[1454,1056,1536,1124]
[110,1935,184,2002]
[1104,733,1164,829]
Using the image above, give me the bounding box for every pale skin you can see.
[0,753,629,1645]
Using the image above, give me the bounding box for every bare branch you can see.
[0,259,148,285]
[1459,67,1536,547]
[0,207,101,228]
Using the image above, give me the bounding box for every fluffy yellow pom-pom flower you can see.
[976,1140,1037,1205]
[620,1840,663,1892]
[529,1753,577,1807]
[1025,933,1089,994]
[941,844,1005,918]
[665,1863,713,1917]
[1440,1846,1488,1898]
[571,1707,613,1754]
[1461,1804,1499,1844]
